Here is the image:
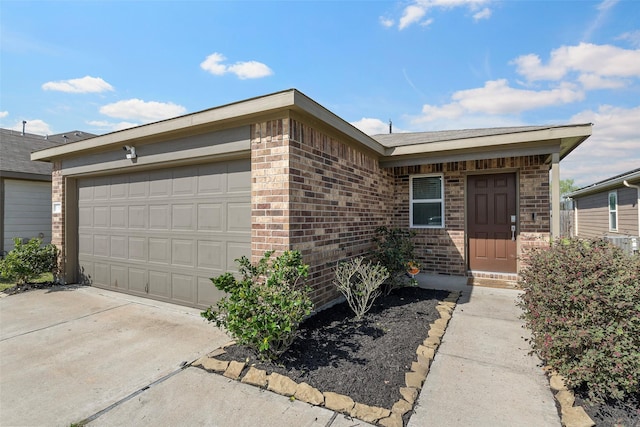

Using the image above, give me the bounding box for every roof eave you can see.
[31,89,386,162]
[567,170,640,198]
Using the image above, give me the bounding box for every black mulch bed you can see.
[215,286,449,411]
[575,389,640,427]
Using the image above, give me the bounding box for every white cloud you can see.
[11,119,52,135]
[227,61,273,80]
[200,53,228,76]
[99,99,187,123]
[87,120,140,132]
[473,7,491,20]
[414,79,584,123]
[397,0,493,30]
[399,5,427,30]
[616,30,640,48]
[379,17,395,28]
[0,111,8,118]
[512,43,640,83]
[42,76,114,93]
[200,52,273,79]
[561,105,640,186]
[578,73,626,90]
[351,118,394,135]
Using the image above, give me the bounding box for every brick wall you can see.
[251,116,395,307]
[51,161,65,283]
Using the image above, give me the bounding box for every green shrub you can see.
[518,237,640,401]
[371,226,417,294]
[334,257,389,319]
[0,238,58,285]
[201,250,313,361]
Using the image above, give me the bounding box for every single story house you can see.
[31,89,592,309]
[0,128,94,255]
[566,168,640,254]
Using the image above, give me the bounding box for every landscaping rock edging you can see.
[547,370,596,427]
[193,290,461,427]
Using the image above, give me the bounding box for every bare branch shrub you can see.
[334,257,389,319]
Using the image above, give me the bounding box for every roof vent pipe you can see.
[22,121,26,136]
[389,119,392,134]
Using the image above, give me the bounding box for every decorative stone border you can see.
[547,370,595,427]
[193,290,461,427]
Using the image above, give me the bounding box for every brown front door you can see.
[467,173,517,273]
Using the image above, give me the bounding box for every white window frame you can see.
[609,190,618,232]
[410,174,444,228]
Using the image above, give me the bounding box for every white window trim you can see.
[609,190,618,232]
[410,174,445,229]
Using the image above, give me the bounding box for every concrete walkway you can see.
[410,274,561,427]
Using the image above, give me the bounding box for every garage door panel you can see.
[94,263,109,285]
[198,204,223,231]
[149,171,171,197]
[94,207,109,228]
[77,160,250,309]
[110,206,127,228]
[110,176,128,199]
[172,170,196,196]
[149,205,170,230]
[128,237,146,261]
[110,265,127,289]
[228,202,251,232]
[94,235,109,257]
[171,239,194,267]
[197,241,223,270]
[110,236,127,259]
[148,270,170,298]
[128,268,147,293]
[171,274,194,303]
[197,164,225,194]
[128,205,147,229]
[78,234,93,256]
[149,238,170,264]
[171,205,195,230]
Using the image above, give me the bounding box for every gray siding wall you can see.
[575,186,639,237]
[3,179,52,252]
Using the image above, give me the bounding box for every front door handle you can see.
[511,225,516,241]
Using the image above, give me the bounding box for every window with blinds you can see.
[410,175,444,228]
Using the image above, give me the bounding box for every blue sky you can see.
[1,0,639,187]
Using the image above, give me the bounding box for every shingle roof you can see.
[0,129,95,177]
[372,124,586,148]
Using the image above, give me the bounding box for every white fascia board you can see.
[384,124,592,157]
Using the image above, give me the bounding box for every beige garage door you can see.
[77,160,251,308]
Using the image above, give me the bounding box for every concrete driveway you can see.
[1,286,370,427]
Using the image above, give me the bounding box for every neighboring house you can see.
[0,128,95,255]
[566,168,640,254]
[31,89,592,309]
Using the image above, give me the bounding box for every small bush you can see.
[334,257,389,319]
[0,238,58,285]
[371,226,418,294]
[201,250,313,361]
[518,237,640,401]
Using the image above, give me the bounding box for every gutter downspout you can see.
[623,180,640,240]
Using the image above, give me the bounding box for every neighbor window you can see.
[410,175,444,228]
[609,191,618,231]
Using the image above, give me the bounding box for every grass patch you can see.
[0,272,54,292]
